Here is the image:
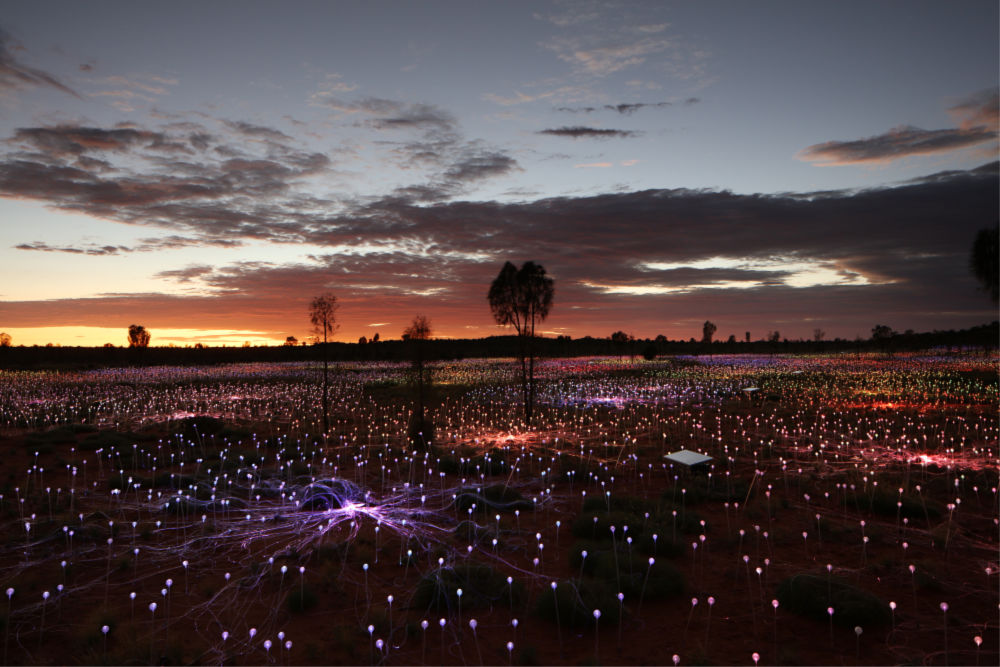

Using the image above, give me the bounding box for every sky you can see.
[0,0,997,347]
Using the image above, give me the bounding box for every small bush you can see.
[413,561,522,611]
[453,520,498,545]
[79,430,141,451]
[407,416,435,449]
[288,585,318,613]
[455,485,533,513]
[26,427,77,446]
[852,488,942,520]
[567,541,684,600]
[776,573,890,627]
[534,579,620,629]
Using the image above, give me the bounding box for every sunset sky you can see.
[1,1,997,346]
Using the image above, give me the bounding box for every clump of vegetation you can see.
[179,415,225,436]
[455,484,533,512]
[535,579,620,629]
[407,415,435,449]
[288,585,318,613]
[413,561,522,611]
[570,499,701,548]
[567,540,685,600]
[851,487,942,519]
[776,572,891,627]
[79,429,146,451]
[453,520,498,545]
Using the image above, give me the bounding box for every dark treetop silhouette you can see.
[487,261,554,425]
[127,324,150,348]
[702,321,717,344]
[309,293,339,433]
[403,314,433,448]
[970,225,999,303]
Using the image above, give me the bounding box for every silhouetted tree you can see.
[488,261,554,425]
[702,321,717,344]
[372,332,380,343]
[610,330,629,359]
[768,331,781,343]
[403,315,433,448]
[127,324,150,348]
[358,335,367,345]
[872,324,895,355]
[871,324,894,340]
[745,331,751,343]
[0,332,10,347]
[284,336,298,346]
[309,293,339,433]
[970,225,999,303]
[813,328,826,342]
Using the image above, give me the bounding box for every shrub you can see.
[455,485,533,513]
[79,430,141,451]
[407,416,435,449]
[176,416,225,440]
[288,585,318,613]
[852,488,942,520]
[413,561,521,611]
[776,573,890,627]
[534,579,620,629]
[567,541,684,600]
[453,520,498,545]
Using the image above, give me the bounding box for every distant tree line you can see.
[1,321,995,371]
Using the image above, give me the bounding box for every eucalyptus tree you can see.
[488,261,554,425]
[309,293,339,433]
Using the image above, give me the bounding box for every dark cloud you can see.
[948,86,999,130]
[636,266,789,287]
[0,120,334,242]
[799,125,997,165]
[555,106,597,113]
[557,102,673,114]
[366,103,455,132]
[154,265,215,283]
[537,126,639,139]
[800,89,998,165]
[444,152,519,182]
[12,125,165,157]
[15,241,129,255]
[0,28,79,97]
[1,108,994,340]
[14,236,242,256]
[324,97,457,133]
[223,120,293,142]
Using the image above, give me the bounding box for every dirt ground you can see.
[0,364,996,667]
